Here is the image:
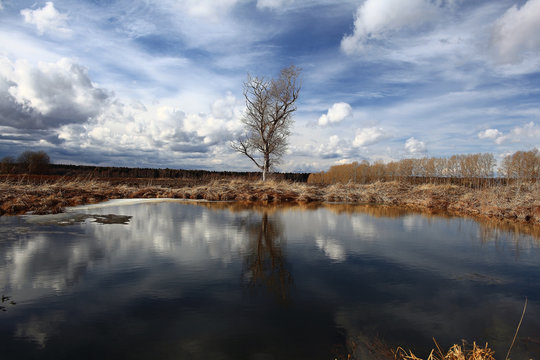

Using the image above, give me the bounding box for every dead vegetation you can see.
[334,338,501,360]
[337,298,529,360]
[394,342,496,360]
[0,176,539,227]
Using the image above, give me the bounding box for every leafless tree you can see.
[232,65,301,181]
[0,156,15,174]
[17,150,50,174]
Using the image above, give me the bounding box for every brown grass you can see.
[0,176,539,227]
[334,338,500,360]
[395,342,496,360]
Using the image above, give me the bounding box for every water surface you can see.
[1,200,539,359]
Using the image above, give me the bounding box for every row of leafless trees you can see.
[307,150,540,187]
[498,149,540,180]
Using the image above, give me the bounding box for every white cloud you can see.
[491,0,540,64]
[119,19,158,39]
[148,0,263,58]
[316,134,347,158]
[0,57,109,129]
[334,158,354,165]
[210,92,239,119]
[0,53,243,162]
[404,137,427,154]
[478,128,502,140]
[318,102,352,126]
[82,103,187,150]
[339,0,540,76]
[172,0,244,20]
[0,1,3,11]
[341,0,440,54]
[352,127,389,147]
[290,134,353,163]
[20,2,71,36]
[57,91,244,156]
[328,134,340,148]
[490,122,540,145]
[183,94,243,144]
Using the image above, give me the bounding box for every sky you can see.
[0,0,539,172]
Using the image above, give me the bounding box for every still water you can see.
[1,200,540,359]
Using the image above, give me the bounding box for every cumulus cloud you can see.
[341,0,440,54]
[291,134,353,162]
[340,0,540,74]
[404,137,427,154]
[20,2,71,36]
[0,57,109,129]
[0,53,244,166]
[88,104,187,150]
[481,122,540,145]
[318,102,352,126]
[352,127,389,147]
[491,0,540,64]
[183,94,243,145]
[316,134,346,158]
[477,128,502,140]
[54,91,244,164]
[210,92,240,120]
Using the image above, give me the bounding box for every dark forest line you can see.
[1,161,311,183]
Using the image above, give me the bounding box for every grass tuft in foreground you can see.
[395,342,495,360]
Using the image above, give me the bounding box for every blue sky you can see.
[0,0,539,172]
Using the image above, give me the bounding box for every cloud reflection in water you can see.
[0,201,539,359]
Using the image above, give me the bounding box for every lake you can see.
[1,200,539,359]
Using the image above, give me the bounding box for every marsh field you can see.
[1,175,540,360]
[1,175,539,227]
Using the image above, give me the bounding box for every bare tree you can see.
[232,65,301,181]
[17,150,50,174]
[0,156,15,174]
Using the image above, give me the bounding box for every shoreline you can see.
[1,177,539,228]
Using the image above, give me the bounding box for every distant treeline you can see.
[45,164,309,182]
[0,151,310,182]
[308,150,540,187]
[3,149,539,186]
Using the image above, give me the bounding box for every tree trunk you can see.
[262,153,270,181]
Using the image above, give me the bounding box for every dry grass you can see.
[334,338,501,360]
[0,176,539,227]
[395,342,496,360]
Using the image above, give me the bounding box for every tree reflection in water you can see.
[243,211,293,302]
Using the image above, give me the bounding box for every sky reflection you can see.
[1,201,539,359]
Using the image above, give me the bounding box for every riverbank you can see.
[0,176,539,226]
